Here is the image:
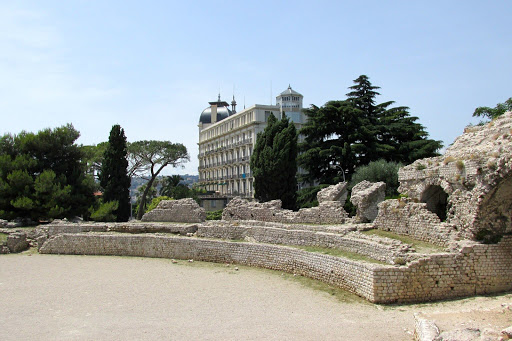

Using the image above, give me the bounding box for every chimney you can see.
[211,105,217,124]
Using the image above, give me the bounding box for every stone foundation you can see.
[38,232,512,304]
[197,222,415,265]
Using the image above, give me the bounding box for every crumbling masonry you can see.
[35,112,512,303]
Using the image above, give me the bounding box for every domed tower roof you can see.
[199,94,232,124]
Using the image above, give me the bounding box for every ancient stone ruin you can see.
[33,112,512,304]
[141,198,206,223]
[350,181,386,223]
[388,112,512,244]
[222,183,349,224]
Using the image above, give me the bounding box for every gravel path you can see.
[1,253,510,340]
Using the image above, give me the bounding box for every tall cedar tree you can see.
[299,75,442,184]
[251,113,298,210]
[99,125,131,221]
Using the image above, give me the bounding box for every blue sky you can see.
[1,1,511,175]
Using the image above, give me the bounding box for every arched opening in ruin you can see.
[421,185,448,221]
[474,175,512,243]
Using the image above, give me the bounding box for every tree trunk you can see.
[136,176,156,220]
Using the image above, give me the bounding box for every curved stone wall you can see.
[38,231,512,304]
[39,233,378,301]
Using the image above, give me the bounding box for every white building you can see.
[197,86,307,210]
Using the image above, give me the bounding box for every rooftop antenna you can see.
[231,84,237,114]
[244,96,246,109]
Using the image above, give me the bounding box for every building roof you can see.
[199,94,233,124]
[279,85,302,96]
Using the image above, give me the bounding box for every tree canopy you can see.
[349,159,402,197]
[299,75,442,185]
[473,97,512,121]
[0,124,95,221]
[98,125,131,222]
[129,141,189,219]
[251,114,298,210]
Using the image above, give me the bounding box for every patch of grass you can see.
[362,229,445,253]
[0,233,8,243]
[443,156,456,165]
[455,160,465,171]
[292,245,386,265]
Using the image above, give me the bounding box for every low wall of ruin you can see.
[374,199,457,246]
[38,222,413,265]
[222,197,349,224]
[38,231,512,304]
[39,233,377,301]
[197,223,414,265]
[373,236,512,303]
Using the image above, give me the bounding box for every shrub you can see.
[89,200,119,222]
[206,209,223,220]
[349,159,402,197]
[146,196,173,213]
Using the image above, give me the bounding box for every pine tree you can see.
[251,114,298,210]
[99,125,131,222]
[0,124,95,220]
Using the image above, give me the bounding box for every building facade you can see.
[197,86,307,209]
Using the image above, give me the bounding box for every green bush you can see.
[349,159,402,197]
[89,200,119,222]
[146,196,173,213]
[206,209,223,220]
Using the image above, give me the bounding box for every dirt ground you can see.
[1,252,511,341]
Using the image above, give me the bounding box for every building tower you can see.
[197,85,307,211]
[276,85,304,120]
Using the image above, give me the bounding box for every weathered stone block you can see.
[6,232,29,253]
[317,182,348,204]
[350,181,386,222]
[141,198,206,223]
